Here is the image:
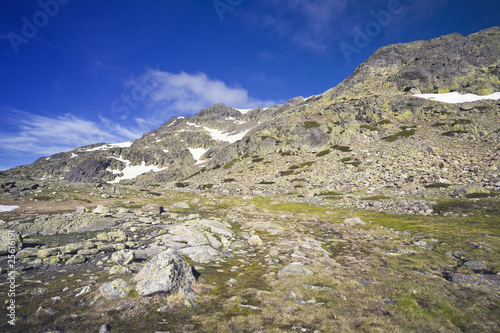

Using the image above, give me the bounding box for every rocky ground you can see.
[0,183,498,332]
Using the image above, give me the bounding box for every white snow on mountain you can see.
[188,147,209,165]
[414,92,500,104]
[0,205,19,212]
[234,108,254,114]
[107,156,166,183]
[84,141,133,152]
[203,127,251,144]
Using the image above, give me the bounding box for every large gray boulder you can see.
[0,230,22,255]
[133,249,195,297]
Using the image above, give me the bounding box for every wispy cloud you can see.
[239,0,349,53]
[0,108,137,156]
[115,69,277,122]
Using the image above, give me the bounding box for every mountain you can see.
[2,27,499,207]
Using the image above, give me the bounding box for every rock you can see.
[31,287,49,296]
[278,262,313,277]
[99,278,130,300]
[141,204,164,216]
[0,230,23,255]
[189,198,202,206]
[111,249,135,265]
[171,201,190,209]
[464,260,488,273]
[342,217,365,227]
[65,254,86,265]
[37,248,59,259]
[109,265,133,275]
[248,235,263,246]
[93,205,112,215]
[76,206,88,213]
[178,245,221,263]
[452,184,489,198]
[61,243,84,254]
[99,323,111,333]
[64,159,110,183]
[133,249,195,297]
[449,273,500,294]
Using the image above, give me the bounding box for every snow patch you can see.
[84,141,133,152]
[163,149,169,153]
[0,205,19,213]
[225,117,246,125]
[70,153,78,158]
[414,92,500,104]
[235,108,254,114]
[188,148,209,165]
[203,127,251,144]
[107,156,166,184]
[186,122,202,128]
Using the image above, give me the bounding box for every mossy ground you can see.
[1,191,499,332]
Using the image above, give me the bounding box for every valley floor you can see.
[0,184,499,333]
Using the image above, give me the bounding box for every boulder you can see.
[65,254,86,265]
[140,204,164,216]
[278,262,313,277]
[99,278,130,300]
[342,217,365,227]
[111,249,135,265]
[0,230,23,255]
[248,235,263,246]
[178,245,221,263]
[133,249,195,297]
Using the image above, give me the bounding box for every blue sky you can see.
[0,0,499,170]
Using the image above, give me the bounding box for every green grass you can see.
[304,121,321,129]
[223,178,235,183]
[360,125,378,131]
[288,161,315,170]
[252,157,264,163]
[382,129,416,142]
[315,149,331,157]
[377,119,393,126]
[332,145,352,152]
[450,119,473,127]
[442,130,468,137]
[424,183,451,188]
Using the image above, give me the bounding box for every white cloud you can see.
[0,108,136,156]
[143,70,275,114]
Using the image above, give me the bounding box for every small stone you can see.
[109,265,133,275]
[99,323,111,333]
[65,254,86,265]
[278,262,313,277]
[342,217,365,227]
[99,278,130,300]
[31,287,49,296]
[111,249,135,265]
[248,235,263,246]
